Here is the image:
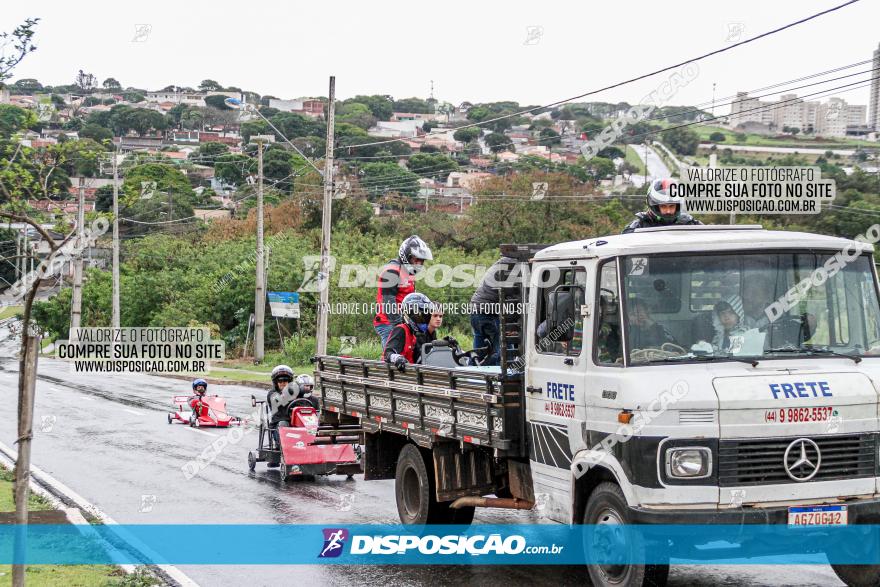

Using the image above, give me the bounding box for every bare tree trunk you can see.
[12,281,42,587]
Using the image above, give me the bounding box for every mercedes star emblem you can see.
[783,438,821,482]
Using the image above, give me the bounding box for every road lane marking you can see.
[123,409,143,416]
[184,427,217,437]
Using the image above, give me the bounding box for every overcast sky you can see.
[2,0,879,112]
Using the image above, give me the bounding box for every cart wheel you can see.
[247,451,257,472]
[167,414,172,425]
[279,463,289,480]
[346,474,354,480]
[193,418,201,428]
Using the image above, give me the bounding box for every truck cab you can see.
[526,225,880,585]
[316,225,880,587]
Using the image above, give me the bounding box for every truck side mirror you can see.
[547,288,577,343]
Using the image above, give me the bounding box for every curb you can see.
[157,372,267,389]
[0,441,199,587]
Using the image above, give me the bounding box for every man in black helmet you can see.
[383,292,436,371]
[623,178,702,233]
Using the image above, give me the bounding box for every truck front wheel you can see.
[583,482,669,587]
[831,565,880,587]
[395,444,474,525]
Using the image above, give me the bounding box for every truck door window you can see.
[535,266,585,356]
[595,260,622,365]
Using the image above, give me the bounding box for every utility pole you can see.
[315,76,335,357]
[13,332,40,587]
[111,149,120,329]
[15,232,21,282]
[254,140,265,362]
[70,177,85,334]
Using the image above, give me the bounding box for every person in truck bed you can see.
[623,177,702,233]
[373,235,433,347]
[383,292,436,370]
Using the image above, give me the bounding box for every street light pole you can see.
[111,148,120,329]
[316,76,335,357]
[254,140,265,362]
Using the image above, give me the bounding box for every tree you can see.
[344,95,393,120]
[198,79,223,92]
[336,102,375,130]
[596,146,625,160]
[361,161,419,197]
[102,77,122,90]
[662,126,700,156]
[484,132,510,153]
[0,104,34,138]
[406,153,458,181]
[453,126,481,143]
[204,94,232,110]
[708,131,726,143]
[215,153,256,187]
[74,69,97,92]
[539,127,561,146]
[79,123,113,143]
[119,163,197,230]
[196,142,229,163]
[11,78,42,93]
[392,97,433,114]
[122,91,145,103]
[0,18,39,83]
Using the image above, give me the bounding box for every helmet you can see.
[271,364,294,388]
[646,178,681,223]
[398,235,433,274]
[295,374,314,394]
[400,292,433,332]
[192,378,208,394]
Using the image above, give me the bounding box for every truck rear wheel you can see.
[831,565,880,587]
[395,444,474,525]
[583,482,668,587]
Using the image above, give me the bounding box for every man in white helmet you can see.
[623,178,702,233]
[373,235,433,346]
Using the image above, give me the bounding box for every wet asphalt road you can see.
[0,326,844,585]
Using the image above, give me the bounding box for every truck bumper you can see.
[629,497,880,525]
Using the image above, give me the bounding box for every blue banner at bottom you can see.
[2,524,880,565]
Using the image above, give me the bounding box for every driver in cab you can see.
[627,298,677,350]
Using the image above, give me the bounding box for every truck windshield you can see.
[621,252,880,365]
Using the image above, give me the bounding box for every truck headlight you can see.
[665,447,711,479]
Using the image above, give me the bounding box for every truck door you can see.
[525,261,589,522]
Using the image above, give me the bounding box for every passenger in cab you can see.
[623,178,702,233]
[189,378,208,414]
[267,365,296,429]
[712,296,748,352]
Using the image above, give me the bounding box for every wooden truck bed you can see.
[314,355,525,456]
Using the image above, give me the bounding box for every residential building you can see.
[870,42,880,130]
[729,91,866,137]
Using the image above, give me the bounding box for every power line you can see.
[333,0,862,152]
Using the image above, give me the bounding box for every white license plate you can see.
[787,505,848,526]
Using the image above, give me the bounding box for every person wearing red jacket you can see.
[383,293,435,370]
[373,235,433,346]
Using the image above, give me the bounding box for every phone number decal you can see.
[764,407,835,423]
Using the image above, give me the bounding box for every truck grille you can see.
[718,434,877,486]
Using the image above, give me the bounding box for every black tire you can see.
[167,414,172,424]
[832,565,880,586]
[279,463,289,480]
[247,451,257,472]
[395,444,459,525]
[446,503,476,525]
[583,482,669,587]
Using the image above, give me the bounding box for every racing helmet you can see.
[401,292,433,332]
[295,374,314,394]
[398,235,433,274]
[646,178,681,223]
[192,378,208,394]
[271,364,294,389]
